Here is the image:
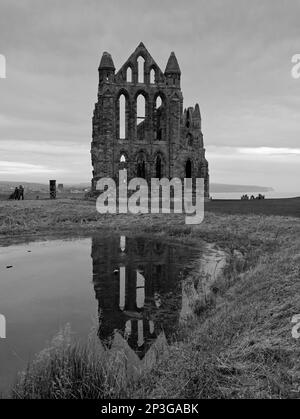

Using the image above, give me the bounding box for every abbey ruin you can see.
[91,42,209,198]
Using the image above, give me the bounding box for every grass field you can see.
[206,197,300,218]
[1,194,299,222]
[0,198,299,399]
[0,191,85,202]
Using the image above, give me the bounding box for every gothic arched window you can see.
[150,68,156,84]
[156,96,162,108]
[137,94,146,123]
[119,94,127,139]
[137,56,145,83]
[186,109,191,128]
[137,160,146,179]
[136,94,146,141]
[126,67,132,82]
[119,154,127,184]
[154,95,164,141]
[155,155,162,179]
[136,271,145,309]
[185,159,192,179]
[136,152,146,179]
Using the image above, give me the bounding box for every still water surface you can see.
[0,233,204,394]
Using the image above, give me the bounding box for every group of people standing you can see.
[10,185,25,200]
[241,193,265,201]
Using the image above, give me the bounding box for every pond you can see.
[0,233,225,395]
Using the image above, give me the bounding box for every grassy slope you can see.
[134,228,300,398]
[1,199,299,398]
[133,214,300,399]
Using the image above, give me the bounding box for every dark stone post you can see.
[49,180,56,199]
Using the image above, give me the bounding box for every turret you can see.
[193,104,202,130]
[165,52,181,87]
[98,51,115,84]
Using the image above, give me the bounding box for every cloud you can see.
[0,139,89,156]
[238,147,300,156]
[0,0,299,189]
[207,146,300,161]
[0,161,59,175]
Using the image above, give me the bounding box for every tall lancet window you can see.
[150,68,155,84]
[119,266,126,311]
[136,94,146,142]
[120,235,126,252]
[137,56,145,83]
[136,270,145,309]
[137,320,144,347]
[185,159,192,179]
[125,320,132,339]
[154,96,163,141]
[137,94,146,125]
[155,155,162,179]
[126,67,132,82]
[119,94,126,139]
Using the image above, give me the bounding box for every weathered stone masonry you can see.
[91,42,209,197]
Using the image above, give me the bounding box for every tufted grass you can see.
[1,198,299,399]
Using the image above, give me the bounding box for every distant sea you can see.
[211,191,300,200]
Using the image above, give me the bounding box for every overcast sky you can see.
[0,0,299,191]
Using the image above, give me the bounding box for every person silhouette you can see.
[13,187,19,200]
[18,185,24,200]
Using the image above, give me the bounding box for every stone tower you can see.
[91,42,209,197]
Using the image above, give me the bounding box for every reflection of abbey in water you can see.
[92,235,191,359]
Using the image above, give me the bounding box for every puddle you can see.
[0,233,225,395]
